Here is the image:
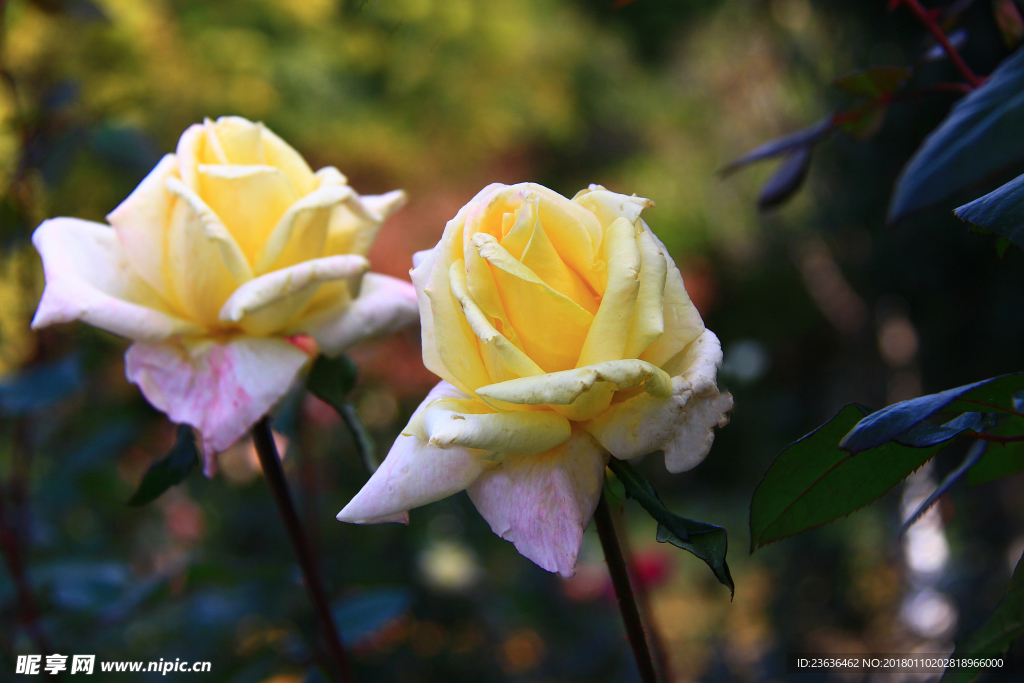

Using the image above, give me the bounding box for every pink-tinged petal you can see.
[586,330,732,473]
[297,273,419,356]
[466,431,608,578]
[338,381,490,523]
[106,154,179,301]
[125,337,311,476]
[218,255,369,336]
[31,218,201,341]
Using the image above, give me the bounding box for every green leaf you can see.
[955,171,1024,251]
[758,145,812,210]
[900,439,988,536]
[832,66,910,98]
[942,555,1024,683]
[718,118,832,177]
[968,415,1024,485]
[306,354,378,472]
[307,354,359,406]
[606,459,734,598]
[889,46,1024,223]
[750,405,944,550]
[840,373,1024,453]
[127,425,200,506]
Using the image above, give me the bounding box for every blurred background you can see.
[1,0,1024,681]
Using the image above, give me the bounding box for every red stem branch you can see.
[892,0,983,87]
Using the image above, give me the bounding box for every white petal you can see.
[475,359,672,406]
[218,255,369,335]
[586,330,732,472]
[337,381,491,523]
[124,337,311,475]
[31,218,201,341]
[295,272,419,356]
[467,431,608,577]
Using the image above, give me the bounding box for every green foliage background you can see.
[2,0,1024,681]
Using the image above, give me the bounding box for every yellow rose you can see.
[32,117,418,473]
[339,182,732,576]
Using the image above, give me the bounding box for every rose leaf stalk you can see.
[252,417,353,683]
[594,490,659,683]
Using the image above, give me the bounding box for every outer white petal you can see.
[466,430,608,578]
[218,255,368,335]
[420,399,571,457]
[295,272,419,356]
[125,337,311,476]
[31,218,201,341]
[586,330,732,473]
[475,359,672,406]
[337,381,490,524]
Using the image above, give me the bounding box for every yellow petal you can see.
[448,259,545,384]
[473,233,593,373]
[324,188,407,258]
[196,164,299,264]
[164,178,252,327]
[475,359,671,407]
[219,254,369,336]
[576,217,640,367]
[573,186,653,230]
[419,397,571,457]
[637,223,706,368]
[254,184,357,273]
[257,121,318,196]
[623,226,668,359]
[106,154,180,306]
[529,184,605,295]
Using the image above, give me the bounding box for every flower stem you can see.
[892,0,983,87]
[594,491,659,683]
[252,417,353,683]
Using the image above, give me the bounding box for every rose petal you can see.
[419,397,571,456]
[337,381,491,523]
[106,154,179,301]
[576,217,641,368]
[623,226,668,359]
[196,164,300,263]
[637,223,705,368]
[218,255,369,335]
[294,272,419,356]
[466,430,608,577]
[164,177,253,326]
[473,232,593,373]
[476,359,671,407]
[125,336,311,475]
[586,330,732,472]
[254,184,362,273]
[31,218,201,341]
[572,185,654,229]
[325,189,408,258]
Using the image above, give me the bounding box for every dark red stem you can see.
[594,492,659,683]
[892,0,983,87]
[252,418,353,683]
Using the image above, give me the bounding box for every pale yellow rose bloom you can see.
[339,182,732,577]
[32,117,418,473]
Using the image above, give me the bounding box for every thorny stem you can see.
[594,491,659,683]
[966,432,1024,444]
[252,418,353,683]
[890,0,984,87]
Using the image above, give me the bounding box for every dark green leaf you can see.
[127,425,200,506]
[941,555,1024,683]
[889,46,1024,223]
[307,354,378,472]
[758,145,812,210]
[954,171,1024,251]
[307,354,359,406]
[751,404,944,550]
[840,373,1024,453]
[332,588,412,646]
[607,459,734,597]
[900,439,988,536]
[718,118,832,177]
[968,415,1024,485]
[0,354,84,414]
[832,66,910,98]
